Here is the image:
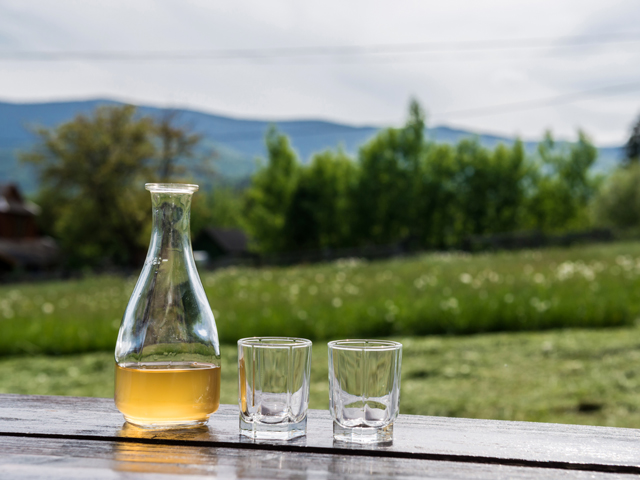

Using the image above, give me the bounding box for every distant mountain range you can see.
[0,99,623,193]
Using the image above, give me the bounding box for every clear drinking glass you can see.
[238,337,312,440]
[114,183,220,429]
[328,339,402,444]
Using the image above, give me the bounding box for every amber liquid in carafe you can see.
[115,363,221,427]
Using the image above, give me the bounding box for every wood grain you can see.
[0,436,634,479]
[2,394,640,475]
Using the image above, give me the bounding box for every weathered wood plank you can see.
[2,394,640,473]
[0,436,634,480]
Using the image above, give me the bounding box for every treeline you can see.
[25,101,632,267]
[243,101,598,253]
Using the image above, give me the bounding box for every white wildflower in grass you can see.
[459,273,472,284]
[297,310,308,320]
[504,294,514,303]
[308,285,318,295]
[262,271,273,281]
[524,265,534,275]
[471,279,483,289]
[378,270,394,282]
[617,255,634,271]
[415,274,437,289]
[2,308,14,319]
[334,257,362,269]
[42,303,55,314]
[530,297,550,313]
[533,273,545,284]
[335,272,346,283]
[289,284,299,295]
[315,274,325,283]
[238,290,247,299]
[344,284,360,295]
[581,267,595,281]
[332,297,343,308]
[440,297,459,312]
[556,262,575,281]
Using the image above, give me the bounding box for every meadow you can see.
[3,326,640,428]
[1,241,639,355]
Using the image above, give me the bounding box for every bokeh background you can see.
[3,0,640,427]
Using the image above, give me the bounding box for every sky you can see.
[1,0,640,145]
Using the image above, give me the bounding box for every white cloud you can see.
[0,0,639,144]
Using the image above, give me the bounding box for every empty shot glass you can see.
[238,337,312,440]
[328,339,402,444]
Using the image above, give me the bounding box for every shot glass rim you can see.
[328,339,402,351]
[238,336,312,348]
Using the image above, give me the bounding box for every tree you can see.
[526,131,597,231]
[191,185,244,236]
[243,126,300,253]
[21,105,202,267]
[352,99,426,246]
[625,114,640,164]
[593,163,640,229]
[283,149,358,250]
[155,111,206,182]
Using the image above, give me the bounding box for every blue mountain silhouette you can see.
[0,99,622,192]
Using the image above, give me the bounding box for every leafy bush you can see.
[593,163,640,229]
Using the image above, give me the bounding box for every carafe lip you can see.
[145,183,199,193]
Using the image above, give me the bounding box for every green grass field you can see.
[1,241,640,355]
[3,325,640,428]
[3,241,640,427]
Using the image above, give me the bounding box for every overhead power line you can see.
[438,80,640,119]
[2,32,640,62]
[0,81,638,145]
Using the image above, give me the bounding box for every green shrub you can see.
[593,163,640,229]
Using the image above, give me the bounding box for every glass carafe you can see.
[115,183,220,428]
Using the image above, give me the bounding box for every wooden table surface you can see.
[1,393,640,479]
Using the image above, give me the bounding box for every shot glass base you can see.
[240,416,307,440]
[333,422,393,444]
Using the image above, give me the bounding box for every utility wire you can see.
[0,80,638,144]
[438,80,640,119]
[2,32,640,62]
